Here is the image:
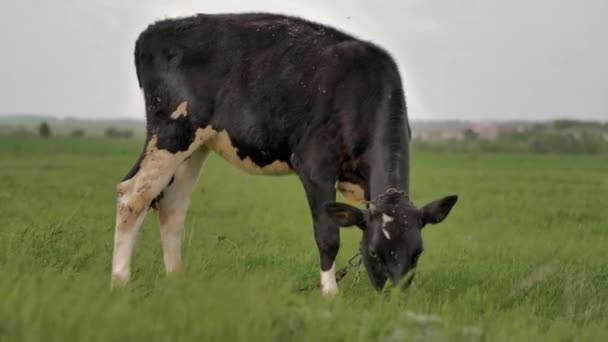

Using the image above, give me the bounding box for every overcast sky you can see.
[1,0,607,121]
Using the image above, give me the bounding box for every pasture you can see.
[1,136,607,341]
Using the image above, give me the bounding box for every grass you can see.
[1,136,607,341]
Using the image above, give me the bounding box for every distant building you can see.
[471,122,499,140]
[410,121,468,141]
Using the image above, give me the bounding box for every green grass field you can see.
[1,137,607,341]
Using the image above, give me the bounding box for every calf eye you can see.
[369,250,379,259]
[389,250,396,257]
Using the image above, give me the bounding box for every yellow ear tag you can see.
[345,199,357,206]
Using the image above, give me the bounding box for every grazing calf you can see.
[111,13,458,295]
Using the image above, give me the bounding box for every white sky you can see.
[1,0,607,121]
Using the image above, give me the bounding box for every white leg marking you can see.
[321,262,338,297]
[111,204,148,287]
[158,147,209,274]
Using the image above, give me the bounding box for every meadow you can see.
[1,136,607,341]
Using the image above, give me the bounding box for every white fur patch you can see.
[111,202,148,288]
[382,214,394,240]
[170,101,188,119]
[320,262,338,296]
[382,213,394,226]
[382,228,391,240]
[205,128,292,175]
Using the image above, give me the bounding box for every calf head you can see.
[325,189,458,291]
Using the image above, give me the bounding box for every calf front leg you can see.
[306,182,340,296]
[295,158,340,296]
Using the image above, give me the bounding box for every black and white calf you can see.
[111,13,458,295]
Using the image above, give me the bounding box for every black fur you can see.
[125,13,457,291]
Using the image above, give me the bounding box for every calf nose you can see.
[400,272,416,289]
[387,263,410,281]
[389,268,416,289]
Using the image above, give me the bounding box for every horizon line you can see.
[0,112,606,123]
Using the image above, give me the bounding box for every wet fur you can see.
[112,13,416,293]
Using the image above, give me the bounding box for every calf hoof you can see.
[165,268,184,280]
[321,286,339,298]
[110,274,129,289]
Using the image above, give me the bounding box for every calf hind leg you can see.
[158,147,210,275]
[111,133,208,288]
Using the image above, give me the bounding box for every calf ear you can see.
[324,202,365,229]
[420,195,458,228]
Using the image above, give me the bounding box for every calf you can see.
[111,13,458,295]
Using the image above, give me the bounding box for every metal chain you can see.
[350,254,363,288]
[334,252,362,286]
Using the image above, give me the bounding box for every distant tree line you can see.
[413,123,608,155]
[70,129,85,137]
[1,121,139,138]
[37,122,135,139]
[39,122,51,137]
[104,127,134,139]
[38,121,85,138]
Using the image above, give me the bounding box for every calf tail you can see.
[121,150,145,182]
[134,34,143,88]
